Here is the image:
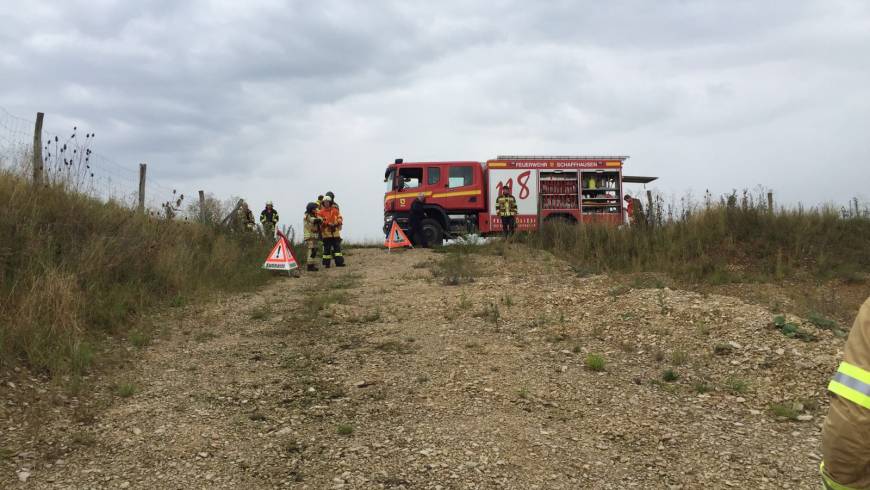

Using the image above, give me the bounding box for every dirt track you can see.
[1,246,849,488]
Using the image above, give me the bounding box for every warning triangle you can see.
[385,220,412,249]
[263,235,298,271]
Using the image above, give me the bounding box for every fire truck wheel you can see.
[420,218,443,247]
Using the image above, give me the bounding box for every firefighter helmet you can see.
[266,200,273,206]
[306,202,318,213]
[325,191,335,200]
[322,195,332,203]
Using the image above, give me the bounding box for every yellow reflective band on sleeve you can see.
[821,462,862,490]
[828,362,870,409]
[839,361,870,384]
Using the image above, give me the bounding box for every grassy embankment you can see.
[518,200,870,324]
[0,171,274,377]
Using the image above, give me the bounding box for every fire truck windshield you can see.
[384,168,396,191]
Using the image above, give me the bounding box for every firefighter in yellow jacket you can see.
[821,296,870,489]
[316,196,345,268]
[303,202,322,272]
[495,186,518,236]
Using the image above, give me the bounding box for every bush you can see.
[0,172,271,376]
[585,353,606,372]
[662,369,680,382]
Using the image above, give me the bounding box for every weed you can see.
[415,375,429,384]
[501,295,514,307]
[670,350,689,366]
[571,345,583,354]
[807,312,837,331]
[653,350,666,362]
[725,377,749,394]
[547,333,569,343]
[585,353,606,372]
[458,291,472,310]
[662,369,680,382]
[337,424,354,436]
[693,381,711,394]
[696,323,710,336]
[473,303,501,325]
[772,315,816,341]
[517,388,530,399]
[114,382,136,398]
[129,330,151,348]
[430,250,480,285]
[770,402,799,420]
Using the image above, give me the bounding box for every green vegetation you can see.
[0,172,271,377]
[337,424,354,436]
[670,350,689,366]
[114,382,136,398]
[430,248,480,285]
[585,353,606,372]
[770,402,800,420]
[724,377,749,394]
[772,315,816,341]
[520,195,870,284]
[662,369,680,382]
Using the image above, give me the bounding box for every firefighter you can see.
[624,194,646,226]
[409,193,428,247]
[325,191,339,209]
[260,201,279,238]
[316,195,324,209]
[303,202,322,272]
[821,297,870,489]
[495,186,518,236]
[235,200,254,232]
[317,196,345,267]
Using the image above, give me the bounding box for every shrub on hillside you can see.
[0,172,271,375]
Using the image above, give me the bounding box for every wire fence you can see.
[0,107,214,221]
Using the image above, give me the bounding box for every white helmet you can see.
[266,201,273,206]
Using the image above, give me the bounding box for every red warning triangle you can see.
[385,220,412,249]
[263,234,298,271]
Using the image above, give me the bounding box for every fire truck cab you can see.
[383,156,656,244]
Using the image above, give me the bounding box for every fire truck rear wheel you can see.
[420,218,443,247]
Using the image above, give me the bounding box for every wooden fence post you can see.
[32,112,44,185]
[767,192,774,214]
[138,163,147,213]
[198,190,206,223]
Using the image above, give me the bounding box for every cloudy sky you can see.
[2,0,869,239]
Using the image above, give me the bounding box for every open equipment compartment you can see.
[580,169,622,216]
[540,170,579,210]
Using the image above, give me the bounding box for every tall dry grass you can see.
[0,171,271,376]
[521,197,870,284]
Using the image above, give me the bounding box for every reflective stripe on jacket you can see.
[495,195,517,217]
[821,297,870,488]
[317,206,343,239]
[260,208,279,224]
[303,213,321,240]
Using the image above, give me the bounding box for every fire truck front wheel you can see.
[419,218,444,247]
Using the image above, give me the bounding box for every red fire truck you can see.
[383,155,657,244]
